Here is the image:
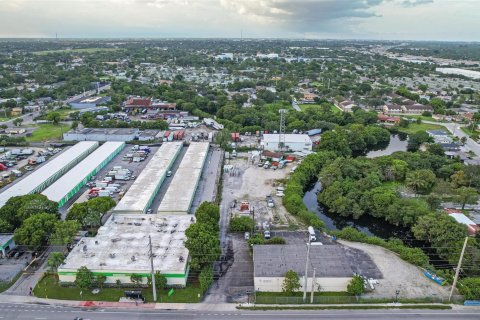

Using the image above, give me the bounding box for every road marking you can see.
[34,318,47,319]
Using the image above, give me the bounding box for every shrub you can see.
[266,237,286,244]
[229,216,254,232]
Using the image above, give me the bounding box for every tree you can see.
[155,271,167,291]
[455,187,478,210]
[130,274,143,285]
[195,202,220,228]
[460,136,467,145]
[71,121,79,130]
[427,143,445,156]
[347,275,365,296]
[405,169,436,195]
[95,274,107,289]
[49,220,80,245]
[66,197,115,229]
[214,129,231,149]
[47,111,61,125]
[47,252,65,272]
[451,170,470,188]
[14,213,58,248]
[282,269,301,294]
[185,223,221,270]
[459,277,480,300]
[407,131,432,151]
[425,194,441,211]
[229,216,254,232]
[75,266,94,291]
[199,266,214,293]
[12,118,23,126]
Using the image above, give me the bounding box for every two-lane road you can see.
[0,303,478,320]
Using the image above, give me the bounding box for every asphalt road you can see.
[0,303,478,320]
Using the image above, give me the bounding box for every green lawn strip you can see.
[238,305,452,311]
[26,124,69,142]
[34,275,202,303]
[0,271,23,293]
[397,123,445,135]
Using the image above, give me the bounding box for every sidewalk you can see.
[0,294,237,311]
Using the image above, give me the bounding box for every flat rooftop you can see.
[263,134,312,144]
[113,142,183,214]
[42,142,124,203]
[71,128,139,135]
[0,141,99,208]
[253,244,379,278]
[59,214,193,274]
[0,234,14,246]
[157,142,209,214]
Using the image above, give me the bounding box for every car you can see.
[6,162,14,167]
[244,232,250,240]
[166,171,172,177]
[147,209,152,214]
[267,199,275,208]
[264,230,271,239]
[276,191,284,197]
[25,165,34,171]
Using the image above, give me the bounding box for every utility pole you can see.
[449,237,469,301]
[310,267,316,304]
[149,235,157,302]
[250,207,255,235]
[303,236,311,302]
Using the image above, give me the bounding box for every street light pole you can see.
[449,237,469,302]
[302,235,311,303]
[310,267,316,304]
[149,235,157,302]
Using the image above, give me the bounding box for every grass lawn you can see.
[299,104,342,114]
[461,126,479,139]
[34,274,203,303]
[33,48,121,55]
[26,124,70,142]
[397,123,445,135]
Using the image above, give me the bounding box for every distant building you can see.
[377,114,400,125]
[427,130,452,144]
[0,234,15,258]
[123,96,176,112]
[337,100,356,112]
[63,128,139,142]
[10,107,22,116]
[215,53,234,60]
[383,104,433,115]
[444,209,480,235]
[69,96,111,109]
[262,134,312,152]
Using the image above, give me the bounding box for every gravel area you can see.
[338,239,451,299]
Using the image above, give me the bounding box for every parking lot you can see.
[0,250,32,283]
[61,145,160,217]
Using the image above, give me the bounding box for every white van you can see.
[308,226,317,242]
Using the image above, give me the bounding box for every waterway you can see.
[366,133,408,158]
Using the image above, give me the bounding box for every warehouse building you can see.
[113,142,183,214]
[63,128,139,142]
[157,142,209,214]
[58,214,192,287]
[253,245,357,292]
[0,141,99,208]
[42,142,125,207]
[69,96,111,109]
[262,134,312,152]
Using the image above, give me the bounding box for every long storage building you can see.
[58,214,192,287]
[157,142,209,214]
[42,141,125,207]
[113,142,183,214]
[0,141,99,208]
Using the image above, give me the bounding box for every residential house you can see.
[426,130,453,144]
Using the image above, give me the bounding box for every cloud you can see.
[398,0,434,7]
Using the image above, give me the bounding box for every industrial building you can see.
[262,134,312,152]
[0,234,15,258]
[68,96,111,109]
[253,245,357,292]
[42,142,125,207]
[63,128,139,142]
[0,141,99,208]
[58,214,192,287]
[157,142,209,214]
[113,142,183,214]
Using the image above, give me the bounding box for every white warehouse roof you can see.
[263,134,312,144]
[449,213,476,226]
[58,214,192,278]
[42,142,124,206]
[0,141,99,208]
[157,142,209,214]
[113,142,183,214]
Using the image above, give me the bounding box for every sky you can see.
[0,0,478,41]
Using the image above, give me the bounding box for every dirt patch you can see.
[339,240,451,300]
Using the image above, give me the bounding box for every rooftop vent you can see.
[179,256,184,262]
[95,241,99,245]
[82,245,87,253]
[110,253,116,258]
[131,255,136,261]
